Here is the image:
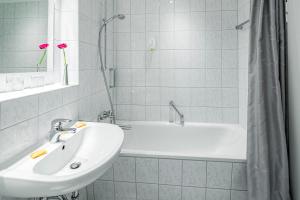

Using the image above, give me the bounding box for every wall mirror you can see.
[0,0,53,73]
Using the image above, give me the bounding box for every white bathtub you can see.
[120,121,247,161]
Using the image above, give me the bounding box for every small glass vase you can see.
[63,64,69,85]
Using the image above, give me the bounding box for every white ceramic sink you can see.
[0,122,124,198]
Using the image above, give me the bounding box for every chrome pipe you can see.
[235,19,250,30]
[169,101,184,126]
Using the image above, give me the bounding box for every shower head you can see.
[117,14,125,20]
[103,14,125,24]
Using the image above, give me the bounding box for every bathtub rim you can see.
[118,120,247,163]
[120,149,246,163]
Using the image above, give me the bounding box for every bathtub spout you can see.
[169,101,184,126]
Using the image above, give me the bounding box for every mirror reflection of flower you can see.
[57,43,68,85]
[37,43,49,72]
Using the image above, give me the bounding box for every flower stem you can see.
[37,50,47,66]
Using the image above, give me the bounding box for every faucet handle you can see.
[51,119,72,130]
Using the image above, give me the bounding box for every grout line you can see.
[180,159,183,200]
[205,159,208,199]
[134,156,137,200]
[230,162,234,200]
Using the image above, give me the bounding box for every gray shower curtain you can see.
[247,0,291,200]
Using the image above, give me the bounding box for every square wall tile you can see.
[146,87,161,106]
[206,189,230,200]
[94,181,114,200]
[222,0,237,10]
[159,159,182,185]
[206,50,221,68]
[131,0,145,14]
[146,106,161,121]
[222,69,238,87]
[222,108,238,123]
[206,11,221,30]
[131,33,146,50]
[115,182,136,200]
[78,187,88,200]
[146,14,160,31]
[1,95,38,129]
[207,162,232,189]
[222,30,237,49]
[205,89,222,107]
[232,163,247,190]
[86,184,95,200]
[137,183,158,200]
[222,88,238,107]
[136,157,159,183]
[160,32,174,49]
[183,160,206,187]
[191,0,205,11]
[159,185,181,200]
[206,31,221,49]
[99,166,113,181]
[117,0,131,14]
[116,87,132,104]
[160,0,175,14]
[146,69,161,86]
[131,15,146,32]
[131,87,146,105]
[114,157,136,182]
[115,33,131,50]
[206,0,221,11]
[222,50,237,68]
[132,69,146,87]
[231,190,248,200]
[146,0,160,14]
[222,11,237,30]
[0,118,38,164]
[131,105,146,120]
[205,69,222,87]
[175,0,191,13]
[206,107,223,123]
[38,90,63,114]
[182,187,205,200]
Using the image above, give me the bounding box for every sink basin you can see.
[0,122,124,198]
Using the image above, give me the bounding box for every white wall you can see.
[114,0,239,123]
[287,0,300,199]
[0,0,110,199]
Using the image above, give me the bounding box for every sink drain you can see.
[70,162,81,169]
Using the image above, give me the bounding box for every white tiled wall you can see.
[238,0,250,129]
[114,0,239,123]
[0,0,110,199]
[92,156,248,200]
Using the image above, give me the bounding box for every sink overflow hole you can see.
[70,162,81,169]
[62,145,65,150]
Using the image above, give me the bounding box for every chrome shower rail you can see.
[236,19,250,30]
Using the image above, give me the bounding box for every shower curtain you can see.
[247,0,291,200]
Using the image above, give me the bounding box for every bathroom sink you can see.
[0,122,124,198]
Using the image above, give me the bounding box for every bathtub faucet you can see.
[169,101,184,126]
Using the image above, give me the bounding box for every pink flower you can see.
[57,43,67,49]
[39,43,49,49]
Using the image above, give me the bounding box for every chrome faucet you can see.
[98,110,114,123]
[169,101,184,126]
[49,119,76,143]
